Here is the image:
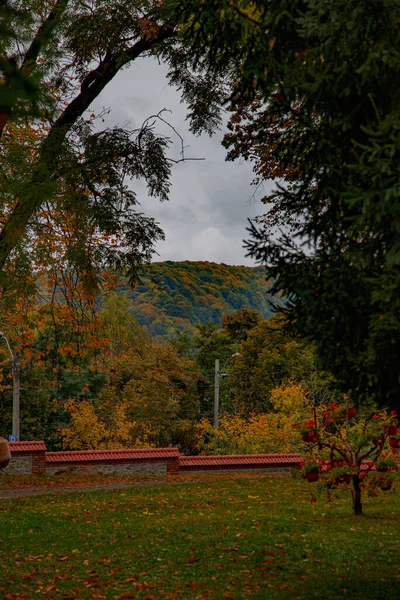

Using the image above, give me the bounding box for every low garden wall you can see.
[5,441,47,475]
[45,447,180,476]
[2,442,303,476]
[3,442,398,479]
[179,453,302,474]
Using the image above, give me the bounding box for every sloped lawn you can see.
[0,473,399,599]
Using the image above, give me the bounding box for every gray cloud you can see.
[92,58,273,266]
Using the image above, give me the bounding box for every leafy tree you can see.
[228,316,334,416]
[0,255,109,445]
[0,1,225,285]
[172,0,400,410]
[194,322,234,375]
[195,382,308,455]
[0,1,44,123]
[98,290,144,356]
[298,400,399,515]
[221,307,260,343]
[61,398,109,451]
[93,335,200,452]
[168,328,198,359]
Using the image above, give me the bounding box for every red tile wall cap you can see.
[46,447,180,463]
[9,441,47,452]
[179,453,302,467]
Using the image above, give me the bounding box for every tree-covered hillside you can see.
[125,261,277,337]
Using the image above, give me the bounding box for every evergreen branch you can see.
[225,1,263,26]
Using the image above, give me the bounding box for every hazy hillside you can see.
[125,261,277,337]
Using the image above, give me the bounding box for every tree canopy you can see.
[171,0,400,410]
[3,0,400,410]
[0,0,226,290]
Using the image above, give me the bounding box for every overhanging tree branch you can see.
[21,0,69,69]
[0,25,177,272]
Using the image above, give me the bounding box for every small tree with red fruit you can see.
[298,397,398,515]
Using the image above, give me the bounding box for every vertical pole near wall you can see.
[12,355,20,441]
[214,359,220,429]
[0,332,20,442]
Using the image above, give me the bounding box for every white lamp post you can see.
[0,332,20,441]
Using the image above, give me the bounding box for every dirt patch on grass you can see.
[0,471,275,498]
[0,479,192,498]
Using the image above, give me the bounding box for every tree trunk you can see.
[352,474,363,515]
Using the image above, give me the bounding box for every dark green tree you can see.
[221,308,260,343]
[172,0,400,410]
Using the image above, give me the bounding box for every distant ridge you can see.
[125,261,277,337]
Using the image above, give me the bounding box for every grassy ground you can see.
[0,473,399,599]
[0,471,169,494]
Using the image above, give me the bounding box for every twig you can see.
[226,1,263,26]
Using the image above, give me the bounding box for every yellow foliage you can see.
[61,399,108,450]
[61,398,148,450]
[195,413,302,455]
[195,381,310,455]
[61,335,199,451]
[270,382,308,416]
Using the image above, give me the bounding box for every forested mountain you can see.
[124,261,277,337]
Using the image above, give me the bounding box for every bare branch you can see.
[140,108,205,163]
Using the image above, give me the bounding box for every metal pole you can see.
[214,358,220,429]
[0,333,20,441]
[12,356,20,441]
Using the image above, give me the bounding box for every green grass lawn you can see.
[0,473,399,599]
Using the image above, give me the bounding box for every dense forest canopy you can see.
[124,261,278,337]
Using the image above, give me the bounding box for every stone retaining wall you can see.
[3,456,33,475]
[45,448,181,476]
[184,467,293,475]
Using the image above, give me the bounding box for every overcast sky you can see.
[92,58,272,267]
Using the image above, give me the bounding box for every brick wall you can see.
[3,442,303,477]
[179,454,302,474]
[45,448,181,476]
[6,441,47,475]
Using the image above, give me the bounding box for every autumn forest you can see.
[0,260,315,454]
[2,5,400,598]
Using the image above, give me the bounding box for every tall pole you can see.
[214,359,220,429]
[0,332,20,441]
[12,355,20,441]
